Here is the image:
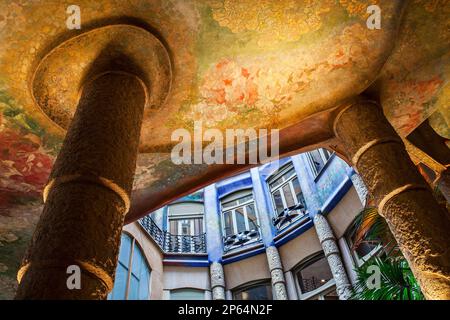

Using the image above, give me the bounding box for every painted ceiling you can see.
[0,0,449,298]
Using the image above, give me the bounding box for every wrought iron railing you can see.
[139,215,207,254]
[272,202,306,229]
[223,229,260,252]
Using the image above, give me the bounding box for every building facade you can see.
[109,149,379,300]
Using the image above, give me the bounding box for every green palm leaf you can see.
[351,256,424,300]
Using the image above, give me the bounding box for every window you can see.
[170,288,205,300]
[220,190,259,238]
[233,281,273,300]
[268,163,306,227]
[295,253,336,300]
[168,202,204,236]
[307,148,332,177]
[346,220,384,266]
[108,234,151,300]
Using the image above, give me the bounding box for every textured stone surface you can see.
[15,72,146,299]
[350,173,368,206]
[335,99,450,300]
[266,246,288,300]
[313,214,352,300]
[210,262,225,300]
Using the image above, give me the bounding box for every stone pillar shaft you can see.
[334,99,450,300]
[15,72,146,299]
[266,246,288,300]
[210,262,226,300]
[313,214,352,299]
[349,172,368,207]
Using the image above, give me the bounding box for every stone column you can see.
[266,246,288,300]
[210,261,226,300]
[15,71,146,299]
[334,98,450,300]
[349,170,369,206]
[313,213,352,300]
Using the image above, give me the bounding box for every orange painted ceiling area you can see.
[0,0,448,226]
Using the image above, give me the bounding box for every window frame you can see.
[232,279,273,300]
[109,233,152,300]
[267,162,306,228]
[167,202,205,236]
[293,252,336,300]
[170,288,206,300]
[306,148,333,178]
[345,221,384,267]
[220,190,260,241]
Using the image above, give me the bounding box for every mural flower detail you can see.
[0,129,53,197]
[209,0,334,46]
[339,0,380,18]
[383,76,444,136]
[193,22,378,126]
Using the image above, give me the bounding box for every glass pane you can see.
[323,287,339,300]
[138,266,150,300]
[181,219,191,235]
[269,177,283,190]
[235,207,246,233]
[297,256,333,294]
[223,211,233,236]
[237,195,252,204]
[194,218,203,234]
[282,168,295,181]
[309,150,324,174]
[355,241,379,259]
[118,234,132,265]
[272,190,285,214]
[321,148,331,161]
[128,274,139,300]
[171,289,205,300]
[246,204,258,230]
[131,246,143,279]
[282,184,295,207]
[110,262,128,300]
[291,178,306,209]
[169,220,177,234]
[234,283,272,300]
[222,200,238,208]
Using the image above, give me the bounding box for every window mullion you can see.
[243,205,249,231]
[124,238,135,300]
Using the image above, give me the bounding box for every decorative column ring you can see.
[333,98,450,300]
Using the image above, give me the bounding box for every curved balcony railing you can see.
[223,229,261,252]
[139,215,207,254]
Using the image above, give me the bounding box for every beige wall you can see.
[122,222,164,300]
[278,227,322,271]
[223,253,271,290]
[163,266,210,290]
[326,186,363,239]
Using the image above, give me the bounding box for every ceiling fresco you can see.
[0,0,449,298]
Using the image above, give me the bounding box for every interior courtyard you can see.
[0,0,449,300]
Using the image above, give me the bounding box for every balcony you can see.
[139,215,207,254]
[272,202,306,230]
[223,229,261,252]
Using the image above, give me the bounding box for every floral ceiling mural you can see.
[0,0,448,298]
